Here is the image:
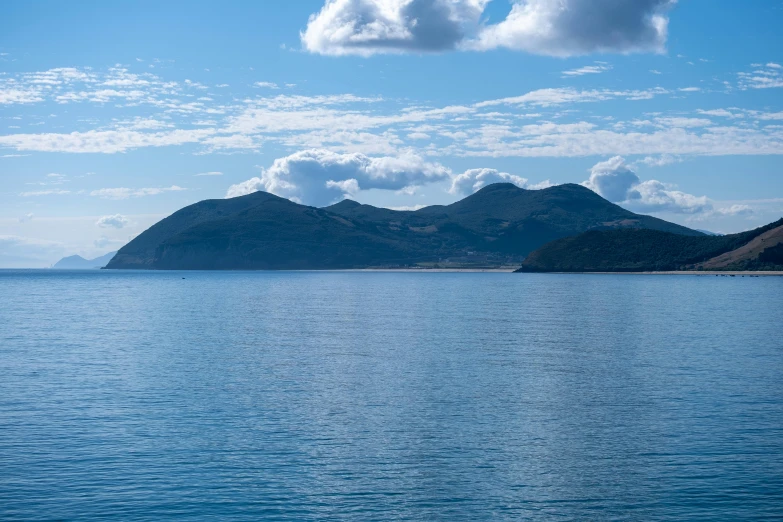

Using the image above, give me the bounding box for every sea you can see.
[1,270,782,520]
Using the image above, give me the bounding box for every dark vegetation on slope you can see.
[517,218,783,272]
[106,183,702,270]
[107,192,281,268]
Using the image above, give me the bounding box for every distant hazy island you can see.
[96,182,782,272]
[104,183,701,270]
[52,251,117,269]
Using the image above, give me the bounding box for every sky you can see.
[1,0,782,267]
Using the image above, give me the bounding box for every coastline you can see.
[8,268,782,275]
[533,271,783,276]
[343,268,519,273]
[338,269,783,275]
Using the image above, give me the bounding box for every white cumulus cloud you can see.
[226,149,450,206]
[583,156,711,214]
[303,0,675,57]
[449,168,552,195]
[470,0,675,56]
[96,214,131,228]
[582,156,642,202]
[301,0,488,56]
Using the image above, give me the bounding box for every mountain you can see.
[695,229,723,236]
[52,251,117,269]
[516,219,783,272]
[106,183,703,270]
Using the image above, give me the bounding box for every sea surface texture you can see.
[1,270,782,520]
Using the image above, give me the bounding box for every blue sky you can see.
[1,0,782,267]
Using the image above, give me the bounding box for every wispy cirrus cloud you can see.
[738,63,783,90]
[697,108,743,119]
[561,63,612,77]
[653,117,712,128]
[474,87,669,108]
[634,154,681,167]
[20,189,72,197]
[90,186,186,199]
[715,204,753,216]
[1,64,782,162]
[0,128,215,153]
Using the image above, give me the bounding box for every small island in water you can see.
[52,251,118,269]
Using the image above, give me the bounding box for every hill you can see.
[107,191,281,268]
[52,251,117,269]
[696,223,783,270]
[106,183,703,270]
[516,219,783,272]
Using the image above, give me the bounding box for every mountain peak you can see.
[474,182,526,194]
[325,198,362,210]
[228,190,282,202]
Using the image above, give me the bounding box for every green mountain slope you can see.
[696,223,783,270]
[107,191,278,268]
[517,218,783,272]
[106,183,703,270]
[152,196,433,270]
[325,183,702,257]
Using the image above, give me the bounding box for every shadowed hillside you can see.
[696,223,783,270]
[106,183,702,270]
[107,192,281,268]
[517,218,783,273]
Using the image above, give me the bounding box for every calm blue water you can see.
[1,270,782,520]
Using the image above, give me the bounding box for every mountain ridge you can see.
[106,183,703,270]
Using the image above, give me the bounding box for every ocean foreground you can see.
[1,270,782,520]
